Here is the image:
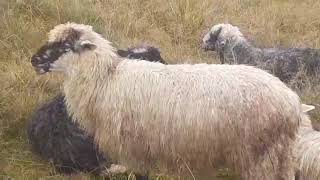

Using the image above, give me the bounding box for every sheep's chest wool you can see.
[32,23,306,180]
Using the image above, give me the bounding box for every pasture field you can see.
[0,0,319,179]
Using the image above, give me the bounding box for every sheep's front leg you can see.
[219,51,225,64]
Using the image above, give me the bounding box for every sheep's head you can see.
[201,23,244,52]
[31,23,110,74]
[117,45,167,64]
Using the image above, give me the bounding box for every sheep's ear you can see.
[117,49,130,57]
[211,26,222,38]
[75,40,97,52]
[302,104,315,113]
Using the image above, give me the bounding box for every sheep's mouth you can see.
[201,39,216,52]
[31,56,64,74]
[31,53,56,74]
[32,62,51,74]
[201,43,215,51]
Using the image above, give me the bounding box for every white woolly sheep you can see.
[28,44,164,177]
[201,23,320,90]
[31,22,307,180]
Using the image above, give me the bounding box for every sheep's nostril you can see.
[31,56,40,66]
[35,68,46,74]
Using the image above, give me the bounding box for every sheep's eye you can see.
[82,43,93,50]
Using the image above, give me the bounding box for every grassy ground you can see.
[0,0,320,179]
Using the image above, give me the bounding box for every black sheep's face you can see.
[31,29,96,74]
[31,40,74,74]
[117,46,167,64]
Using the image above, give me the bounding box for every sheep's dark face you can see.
[201,31,219,51]
[31,40,75,74]
[117,46,167,64]
[201,26,224,52]
[31,29,96,74]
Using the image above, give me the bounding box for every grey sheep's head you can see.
[201,23,244,53]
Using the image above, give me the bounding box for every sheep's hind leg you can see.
[243,140,296,180]
[277,141,296,180]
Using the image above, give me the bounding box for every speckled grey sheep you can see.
[202,23,320,90]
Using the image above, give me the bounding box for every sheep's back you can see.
[261,48,320,86]
[73,62,302,174]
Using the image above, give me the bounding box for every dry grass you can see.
[0,0,320,179]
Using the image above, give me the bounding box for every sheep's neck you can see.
[63,53,116,135]
[223,40,263,65]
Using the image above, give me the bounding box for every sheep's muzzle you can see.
[201,34,217,52]
[202,43,215,51]
[31,41,74,74]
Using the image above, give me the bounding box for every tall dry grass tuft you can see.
[0,0,320,179]
[96,0,213,63]
[0,0,105,179]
